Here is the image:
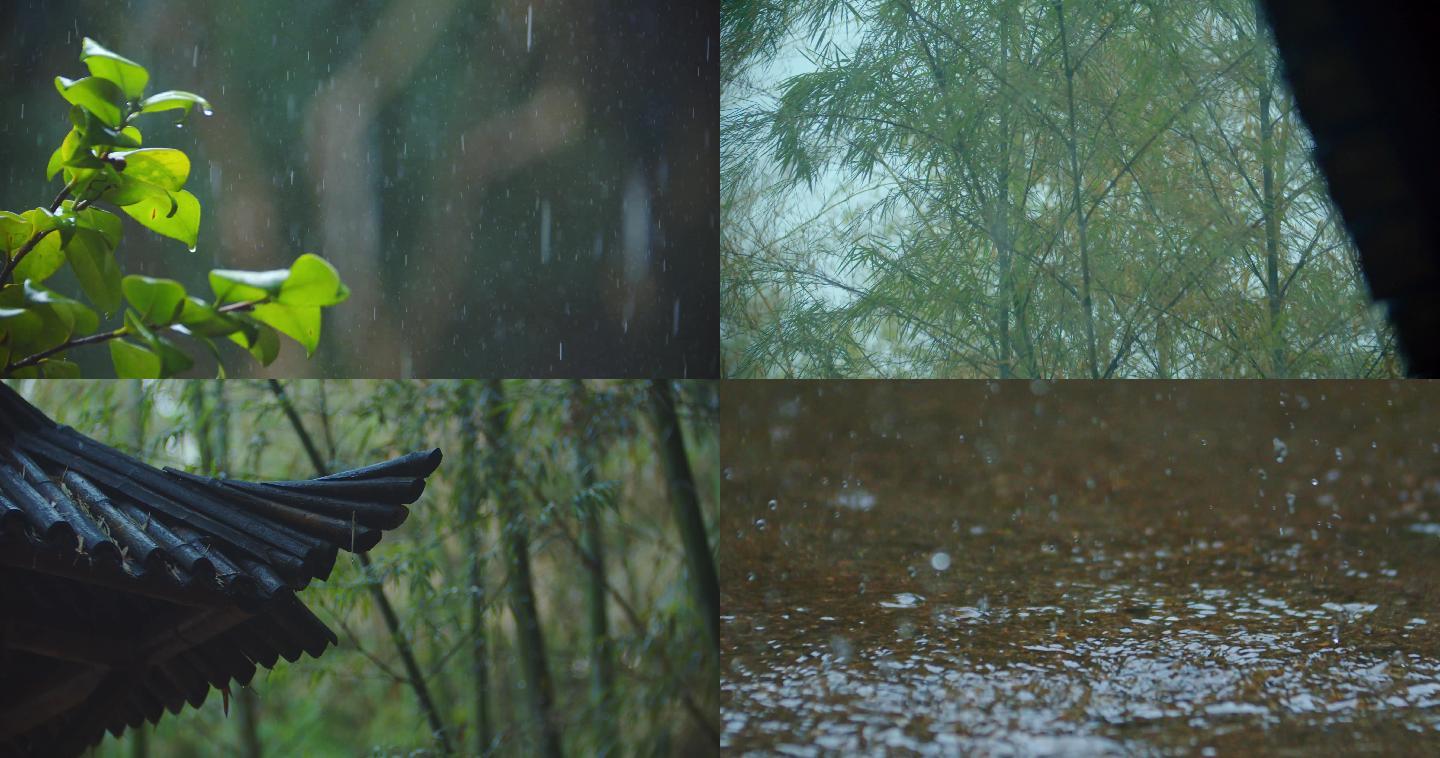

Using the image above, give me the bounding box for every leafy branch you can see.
[0,38,349,377]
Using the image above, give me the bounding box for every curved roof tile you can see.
[0,383,442,756]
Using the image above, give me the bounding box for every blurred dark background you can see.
[0,0,719,378]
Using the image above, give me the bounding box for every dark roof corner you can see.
[0,383,442,756]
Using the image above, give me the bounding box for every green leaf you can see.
[176,297,243,337]
[110,338,161,378]
[51,208,79,247]
[278,253,350,306]
[192,336,227,378]
[0,305,45,367]
[105,174,176,208]
[47,129,83,180]
[0,212,30,252]
[208,255,350,309]
[138,90,213,118]
[119,188,200,250]
[111,148,190,191]
[22,281,99,336]
[252,302,321,355]
[209,267,288,304]
[75,207,123,249]
[55,76,123,128]
[226,316,280,365]
[64,227,123,316]
[62,166,105,198]
[81,37,149,100]
[123,307,192,377]
[22,207,57,236]
[0,281,99,361]
[122,275,187,325]
[12,210,65,284]
[68,106,141,149]
[153,335,193,376]
[251,322,280,365]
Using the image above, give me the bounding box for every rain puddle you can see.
[723,382,1440,755]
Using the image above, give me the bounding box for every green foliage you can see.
[0,37,346,377]
[722,0,1397,378]
[12,380,720,757]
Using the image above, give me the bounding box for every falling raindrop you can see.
[539,199,552,263]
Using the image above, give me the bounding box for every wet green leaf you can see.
[253,301,321,355]
[209,266,289,304]
[226,316,280,365]
[138,90,213,118]
[55,75,123,128]
[64,226,123,316]
[12,210,65,284]
[0,281,98,359]
[119,188,200,249]
[112,148,190,191]
[47,128,84,180]
[81,37,150,100]
[105,173,176,208]
[176,296,244,337]
[109,337,160,378]
[278,253,350,306]
[0,212,31,252]
[75,206,123,249]
[122,275,187,325]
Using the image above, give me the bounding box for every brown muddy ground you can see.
[722,381,1440,756]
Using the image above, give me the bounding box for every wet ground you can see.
[722,381,1440,755]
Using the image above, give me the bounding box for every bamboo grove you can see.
[10,379,718,757]
[722,0,1396,378]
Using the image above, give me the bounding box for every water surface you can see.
[722,382,1440,755]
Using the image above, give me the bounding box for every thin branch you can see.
[3,299,263,375]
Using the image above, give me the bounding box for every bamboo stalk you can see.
[479,380,563,758]
[647,380,720,651]
[266,380,454,755]
[570,380,615,753]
